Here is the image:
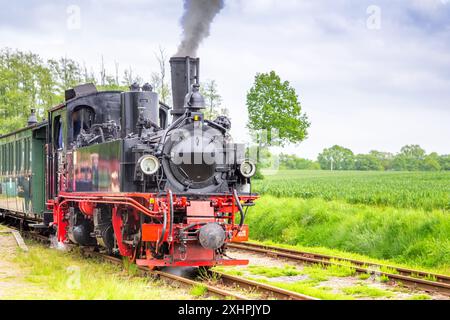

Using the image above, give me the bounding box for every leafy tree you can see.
[0,48,57,134]
[48,57,83,99]
[122,66,143,87]
[393,145,426,171]
[354,154,383,171]
[82,62,96,84]
[369,150,394,171]
[150,47,171,104]
[247,71,309,165]
[421,152,441,171]
[279,154,320,170]
[200,79,229,119]
[438,155,450,171]
[247,147,274,169]
[318,145,355,170]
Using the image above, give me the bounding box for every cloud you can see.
[0,0,449,158]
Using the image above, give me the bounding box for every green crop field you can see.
[249,170,450,272]
[253,170,450,211]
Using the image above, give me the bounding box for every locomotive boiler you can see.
[0,56,258,268]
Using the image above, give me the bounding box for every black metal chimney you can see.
[169,57,200,120]
[27,108,38,126]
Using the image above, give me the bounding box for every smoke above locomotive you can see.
[176,0,225,57]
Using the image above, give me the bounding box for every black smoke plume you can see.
[176,0,225,57]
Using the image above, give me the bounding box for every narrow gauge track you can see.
[82,250,316,300]
[228,242,450,296]
[0,223,316,300]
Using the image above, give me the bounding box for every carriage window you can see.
[15,141,21,172]
[9,143,13,174]
[72,107,95,141]
[24,138,30,171]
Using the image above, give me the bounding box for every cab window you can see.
[54,116,64,150]
[72,107,95,141]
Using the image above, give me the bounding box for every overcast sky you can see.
[1,0,449,159]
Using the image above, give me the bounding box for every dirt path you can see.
[0,231,44,299]
[0,229,196,300]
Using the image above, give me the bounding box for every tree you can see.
[246,71,309,164]
[318,145,355,170]
[100,55,106,86]
[122,66,142,87]
[150,47,171,104]
[421,152,441,171]
[438,155,450,171]
[369,150,394,171]
[0,48,57,134]
[82,62,96,84]
[393,145,426,171]
[48,57,83,98]
[354,154,383,171]
[279,154,320,170]
[200,79,227,119]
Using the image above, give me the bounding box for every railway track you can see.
[0,223,316,300]
[228,242,450,296]
[82,249,316,300]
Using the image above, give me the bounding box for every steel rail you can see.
[78,250,316,300]
[211,270,317,300]
[228,242,450,296]
[80,249,249,300]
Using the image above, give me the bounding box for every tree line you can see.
[0,47,226,135]
[244,71,448,173]
[278,145,449,171]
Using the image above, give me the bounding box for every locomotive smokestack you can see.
[176,0,225,57]
[170,56,200,120]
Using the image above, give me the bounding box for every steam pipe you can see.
[168,189,174,242]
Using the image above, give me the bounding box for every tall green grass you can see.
[253,170,450,210]
[9,245,192,300]
[247,196,450,271]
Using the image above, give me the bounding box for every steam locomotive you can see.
[0,56,258,267]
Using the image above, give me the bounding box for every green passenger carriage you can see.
[0,120,47,220]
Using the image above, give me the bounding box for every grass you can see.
[408,294,432,300]
[358,273,371,280]
[220,263,356,284]
[197,267,222,283]
[247,196,450,270]
[190,284,208,297]
[377,275,390,283]
[214,262,432,300]
[7,242,193,300]
[342,284,394,298]
[253,170,449,211]
[248,239,450,275]
[379,266,399,275]
[246,277,354,300]
[122,257,139,276]
[295,264,356,283]
[246,265,301,278]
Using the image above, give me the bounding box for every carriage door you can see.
[51,111,67,196]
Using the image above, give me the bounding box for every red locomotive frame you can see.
[48,191,258,267]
